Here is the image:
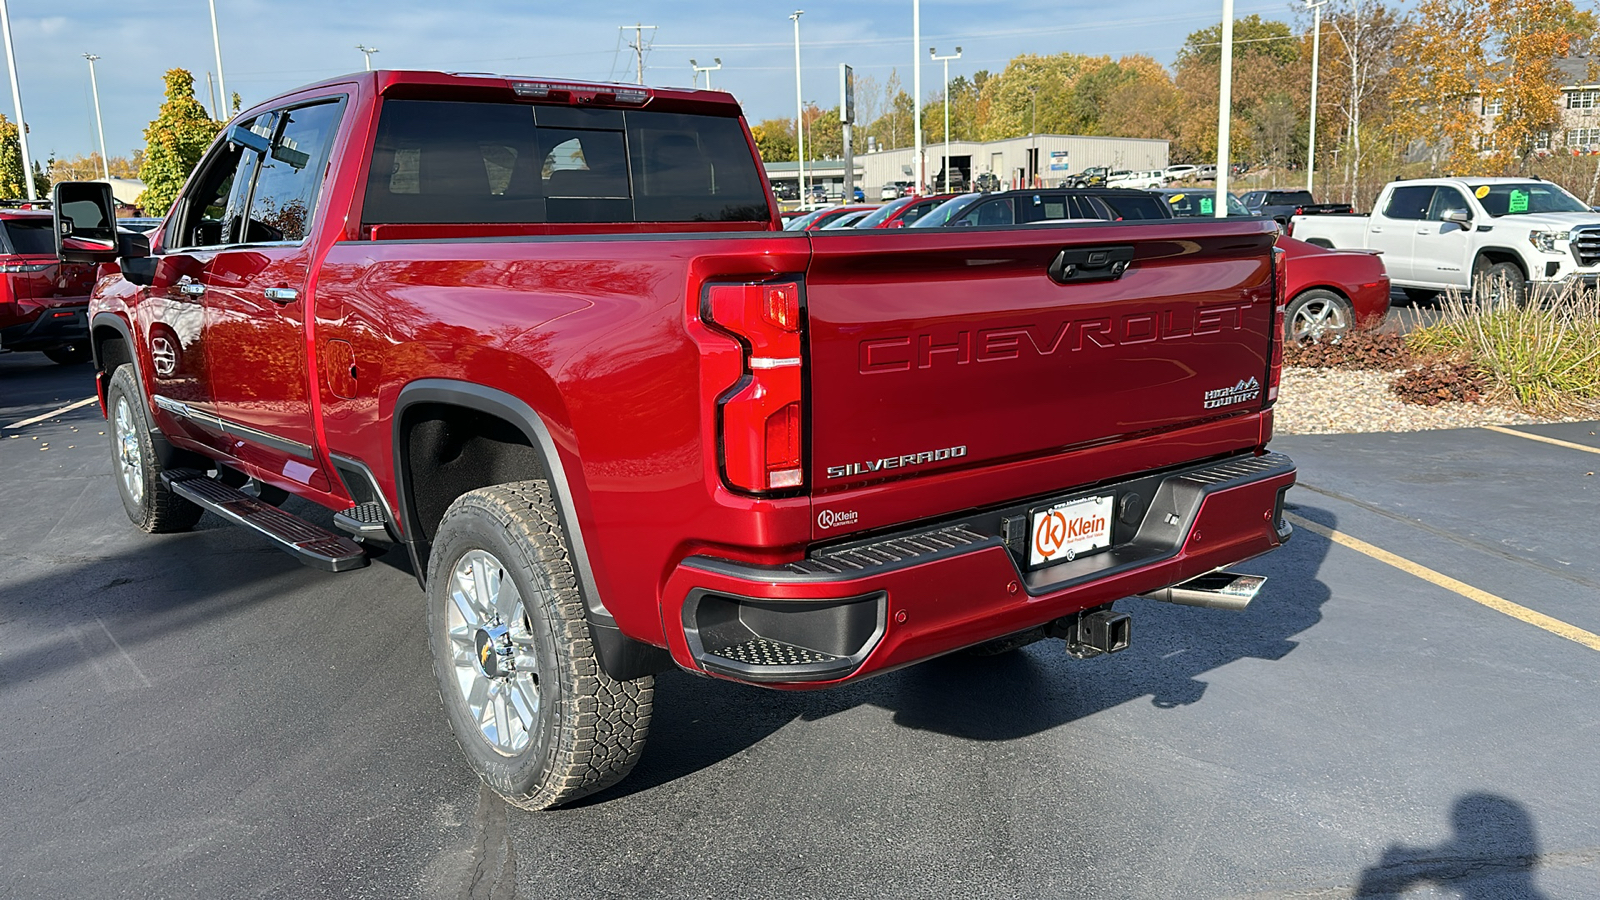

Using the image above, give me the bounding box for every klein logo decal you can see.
[1202,376,1261,409]
[1033,508,1109,562]
[817,509,859,530]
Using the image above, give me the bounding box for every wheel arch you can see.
[90,312,141,406]
[1473,246,1530,278]
[392,379,670,681]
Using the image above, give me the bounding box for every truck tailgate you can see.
[804,220,1278,535]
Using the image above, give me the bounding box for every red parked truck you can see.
[58,70,1296,810]
[0,209,96,364]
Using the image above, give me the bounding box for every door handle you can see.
[263,287,299,303]
[179,282,206,296]
[1370,226,1383,233]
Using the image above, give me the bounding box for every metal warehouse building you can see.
[764,133,1170,199]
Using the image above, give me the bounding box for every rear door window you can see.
[363,99,769,226]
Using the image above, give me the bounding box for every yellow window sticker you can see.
[1508,189,1529,213]
[1474,185,1491,199]
[1168,193,1185,203]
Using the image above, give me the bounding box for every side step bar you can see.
[1141,571,1266,611]
[163,469,369,572]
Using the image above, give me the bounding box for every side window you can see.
[167,115,270,249]
[900,199,936,226]
[244,100,344,243]
[1383,186,1436,221]
[1426,188,1470,221]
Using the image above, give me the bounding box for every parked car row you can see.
[781,187,1390,345]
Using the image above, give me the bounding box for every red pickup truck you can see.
[58,70,1296,810]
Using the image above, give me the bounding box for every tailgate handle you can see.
[1048,245,1135,285]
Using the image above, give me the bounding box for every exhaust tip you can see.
[1141,571,1266,612]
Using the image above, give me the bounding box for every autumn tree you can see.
[138,69,221,216]
[0,114,27,198]
[862,70,915,150]
[1173,15,1308,164]
[1313,0,1403,206]
[751,118,795,164]
[1390,0,1586,175]
[49,151,145,182]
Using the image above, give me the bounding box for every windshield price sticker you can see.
[1199,196,1214,215]
[1029,495,1115,567]
[1475,185,1491,199]
[1509,189,1530,213]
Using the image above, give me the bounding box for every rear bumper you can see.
[662,451,1296,687]
[0,301,89,351]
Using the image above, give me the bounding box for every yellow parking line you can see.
[1483,424,1600,456]
[1285,511,1600,653]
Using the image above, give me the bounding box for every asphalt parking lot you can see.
[3,349,1598,899]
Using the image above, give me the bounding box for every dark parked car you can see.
[1067,166,1110,188]
[1239,190,1354,225]
[911,189,1171,228]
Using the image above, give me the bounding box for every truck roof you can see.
[239,69,744,120]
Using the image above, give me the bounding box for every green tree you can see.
[0,114,25,198]
[138,69,221,216]
[751,118,796,164]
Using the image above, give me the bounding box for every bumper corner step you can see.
[163,469,368,572]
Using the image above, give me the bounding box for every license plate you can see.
[1029,495,1114,567]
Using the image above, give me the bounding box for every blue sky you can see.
[12,0,1299,165]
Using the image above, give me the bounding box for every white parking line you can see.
[4,397,98,429]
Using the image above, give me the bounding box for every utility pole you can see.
[690,57,721,90]
[0,0,33,200]
[931,46,961,193]
[841,64,855,202]
[84,54,109,179]
[1306,0,1326,194]
[1214,0,1235,217]
[791,11,805,203]
[209,0,229,120]
[620,24,658,84]
[357,44,379,71]
[205,71,217,120]
[1028,86,1037,189]
[913,0,923,193]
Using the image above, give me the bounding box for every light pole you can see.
[84,54,109,179]
[913,0,923,192]
[690,57,722,90]
[1028,86,1038,189]
[356,45,379,71]
[931,46,961,193]
[0,0,33,200]
[791,11,805,203]
[1306,0,1326,194]
[208,0,229,118]
[1214,0,1235,217]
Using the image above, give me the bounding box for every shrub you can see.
[1408,286,1600,415]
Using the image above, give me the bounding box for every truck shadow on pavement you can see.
[1353,793,1550,899]
[599,500,1337,801]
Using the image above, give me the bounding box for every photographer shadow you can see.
[1354,793,1548,899]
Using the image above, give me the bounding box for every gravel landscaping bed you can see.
[1275,366,1594,434]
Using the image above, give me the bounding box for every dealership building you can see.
[763,133,1170,199]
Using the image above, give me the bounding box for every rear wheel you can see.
[427,481,653,810]
[1284,290,1354,344]
[106,364,203,533]
[43,343,91,365]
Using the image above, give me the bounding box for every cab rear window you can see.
[1,219,56,255]
[362,99,769,225]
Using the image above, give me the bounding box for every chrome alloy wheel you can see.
[447,549,541,756]
[112,395,144,506]
[1290,296,1351,343]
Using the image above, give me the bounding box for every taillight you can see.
[704,281,805,493]
[1268,246,1287,404]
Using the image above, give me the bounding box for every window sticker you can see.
[1199,196,1214,214]
[1508,189,1529,213]
[1168,193,1185,203]
[1474,185,1491,199]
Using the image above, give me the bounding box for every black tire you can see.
[43,342,92,365]
[1284,289,1355,344]
[1474,261,1527,309]
[426,481,653,810]
[105,364,204,533]
[961,626,1047,657]
[1401,288,1438,305]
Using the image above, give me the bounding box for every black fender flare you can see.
[392,379,670,680]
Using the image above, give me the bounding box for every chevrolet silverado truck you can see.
[1290,177,1600,303]
[58,70,1297,810]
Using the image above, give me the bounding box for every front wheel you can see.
[427,481,653,810]
[1284,290,1354,344]
[106,364,203,533]
[1474,261,1527,309]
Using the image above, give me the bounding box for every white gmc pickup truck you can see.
[1289,177,1600,301]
